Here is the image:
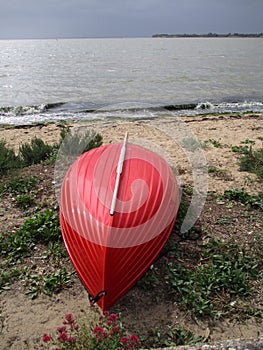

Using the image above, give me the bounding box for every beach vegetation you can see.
[0,176,41,209]
[58,127,103,156]
[142,326,203,348]
[41,312,140,350]
[0,208,61,264]
[208,138,224,148]
[224,188,263,210]
[232,138,263,181]
[137,187,262,320]
[139,236,262,319]
[0,206,73,297]
[0,140,21,175]
[19,137,55,166]
[25,267,72,299]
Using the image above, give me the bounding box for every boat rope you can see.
[110,131,128,216]
[89,290,107,305]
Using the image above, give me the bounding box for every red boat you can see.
[60,133,179,311]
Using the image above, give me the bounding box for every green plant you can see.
[0,266,28,292]
[0,208,61,262]
[0,140,21,176]
[19,137,54,166]
[224,188,263,209]
[42,312,140,350]
[209,138,223,148]
[142,326,203,348]
[231,138,263,181]
[59,128,103,156]
[163,238,261,317]
[14,193,35,209]
[26,268,72,299]
[239,147,263,181]
[0,176,40,195]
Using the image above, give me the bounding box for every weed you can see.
[14,193,35,209]
[231,138,263,181]
[209,138,224,148]
[143,326,203,348]
[0,266,28,292]
[19,137,54,166]
[224,188,263,210]
[216,216,235,225]
[0,176,40,195]
[1,176,41,209]
[0,208,61,262]
[208,166,227,174]
[59,128,103,156]
[0,140,21,176]
[140,237,262,318]
[25,268,72,299]
[239,147,263,181]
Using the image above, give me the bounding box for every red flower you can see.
[67,336,76,343]
[71,323,79,330]
[64,313,74,324]
[58,332,69,343]
[92,326,104,334]
[120,337,129,344]
[57,326,66,333]
[129,334,139,344]
[106,313,118,325]
[111,325,120,334]
[42,333,51,343]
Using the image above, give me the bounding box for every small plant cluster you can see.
[42,312,140,350]
[139,233,262,318]
[0,128,103,298]
[0,175,41,209]
[0,128,103,176]
[143,326,203,348]
[0,137,56,175]
[0,207,72,297]
[232,138,263,181]
[224,188,263,210]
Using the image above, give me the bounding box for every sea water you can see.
[0,37,263,125]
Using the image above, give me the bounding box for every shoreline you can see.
[0,112,262,195]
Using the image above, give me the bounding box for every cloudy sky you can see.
[0,0,262,39]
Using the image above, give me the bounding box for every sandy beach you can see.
[1,113,262,194]
[0,113,263,349]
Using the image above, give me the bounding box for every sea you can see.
[0,37,263,125]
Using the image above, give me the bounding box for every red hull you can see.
[60,143,179,310]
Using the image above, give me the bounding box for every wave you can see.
[0,100,263,125]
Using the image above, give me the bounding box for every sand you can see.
[1,113,262,194]
[0,113,263,349]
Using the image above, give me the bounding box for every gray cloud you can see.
[0,0,262,39]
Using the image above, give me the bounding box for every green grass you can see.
[0,176,41,209]
[0,140,21,176]
[224,188,263,210]
[0,207,73,297]
[0,128,103,173]
[140,237,262,318]
[142,326,203,348]
[19,137,55,166]
[0,208,61,263]
[232,138,263,181]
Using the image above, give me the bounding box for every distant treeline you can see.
[152,33,263,38]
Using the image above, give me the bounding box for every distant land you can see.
[152,32,263,38]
